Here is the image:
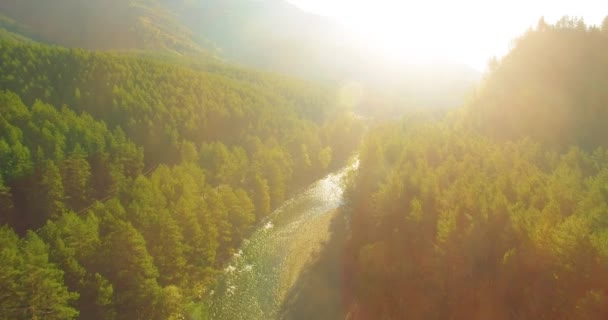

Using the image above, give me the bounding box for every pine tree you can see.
[99,219,161,320]
[0,227,79,320]
[38,160,65,219]
[60,145,92,211]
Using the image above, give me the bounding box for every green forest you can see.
[342,17,608,319]
[2,2,608,319]
[0,34,363,319]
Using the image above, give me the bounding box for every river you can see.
[206,161,357,319]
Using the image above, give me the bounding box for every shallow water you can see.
[207,162,357,320]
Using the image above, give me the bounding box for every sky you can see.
[287,0,607,70]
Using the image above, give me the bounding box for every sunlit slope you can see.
[0,15,39,43]
[166,0,480,106]
[164,0,349,76]
[0,0,479,109]
[346,123,608,320]
[0,37,360,164]
[0,37,363,319]
[0,0,207,54]
[342,18,608,320]
[464,17,608,149]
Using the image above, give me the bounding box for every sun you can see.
[322,1,493,67]
[287,0,531,70]
[348,11,448,61]
[290,0,607,70]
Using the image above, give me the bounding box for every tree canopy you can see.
[342,17,608,320]
[0,35,362,319]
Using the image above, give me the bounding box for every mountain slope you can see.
[163,0,351,77]
[0,0,206,54]
[463,17,608,149]
[341,17,608,320]
[0,36,364,319]
[0,0,479,109]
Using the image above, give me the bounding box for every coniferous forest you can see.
[1,1,608,319]
[0,35,363,319]
[342,18,608,319]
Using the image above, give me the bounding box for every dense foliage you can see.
[342,18,608,319]
[0,37,362,319]
[463,16,608,150]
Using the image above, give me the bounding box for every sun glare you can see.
[289,0,607,70]
[332,2,503,68]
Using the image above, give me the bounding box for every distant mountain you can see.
[0,0,207,54]
[0,0,480,108]
[161,0,354,78]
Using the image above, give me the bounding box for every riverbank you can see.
[277,209,338,301]
[278,207,349,320]
[207,165,354,320]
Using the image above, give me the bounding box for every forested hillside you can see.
[0,0,207,54]
[463,16,608,149]
[0,0,479,109]
[342,17,608,319]
[0,0,349,78]
[0,36,363,319]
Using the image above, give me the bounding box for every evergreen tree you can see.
[0,227,79,320]
[98,219,162,320]
[37,160,65,219]
[60,145,92,211]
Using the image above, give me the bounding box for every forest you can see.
[342,17,608,319]
[0,35,363,319]
[3,5,608,320]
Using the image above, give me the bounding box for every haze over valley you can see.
[1,1,608,320]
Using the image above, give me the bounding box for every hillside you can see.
[0,36,363,319]
[0,0,479,109]
[0,0,207,54]
[341,17,608,320]
[463,16,608,149]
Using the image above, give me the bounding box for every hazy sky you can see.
[287,0,607,70]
